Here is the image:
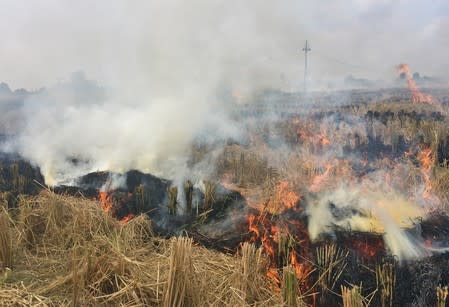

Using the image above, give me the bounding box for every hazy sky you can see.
[0,0,448,90]
[1,0,448,185]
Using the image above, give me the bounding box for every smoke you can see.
[306,186,429,261]
[1,0,310,185]
[0,0,446,185]
[99,173,127,192]
[11,72,235,184]
[1,0,448,91]
[0,1,447,262]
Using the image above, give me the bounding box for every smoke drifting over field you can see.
[1,1,448,89]
[9,73,242,184]
[0,0,447,183]
[0,1,305,184]
[0,1,448,268]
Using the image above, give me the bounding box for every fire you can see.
[98,191,113,214]
[418,147,436,202]
[397,64,434,104]
[348,238,385,260]
[119,213,135,224]
[248,214,260,240]
[290,250,308,281]
[98,190,134,222]
[274,181,300,211]
[244,182,311,289]
[261,231,276,261]
[419,147,432,173]
[267,268,280,285]
[309,163,333,193]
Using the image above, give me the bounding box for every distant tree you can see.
[0,82,12,95]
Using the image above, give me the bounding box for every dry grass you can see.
[232,242,270,305]
[203,180,216,210]
[375,263,395,307]
[168,186,178,215]
[163,237,194,307]
[437,285,448,307]
[0,284,52,306]
[316,244,348,293]
[0,209,13,270]
[433,167,449,210]
[282,266,298,307]
[0,190,279,306]
[341,285,366,307]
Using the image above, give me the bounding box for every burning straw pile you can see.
[0,190,282,306]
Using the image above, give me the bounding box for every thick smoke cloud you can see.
[0,0,448,184]
[0,0,448,90]
[7,72,242,184]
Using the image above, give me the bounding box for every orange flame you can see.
[246,206,311,288]
[98,190,133,220]
[348,239,385,260]
[98,191,114,214]
[248,214,260,241]
[290,250,308,281]
[267,268,280,285]
[397,64,434,104]
[275,181,300,211]
[309,163,333,193]
[262,232,276,261]
[119,213,135,224]
[418,147,434,201]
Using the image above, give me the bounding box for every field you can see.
[2,90,449,306]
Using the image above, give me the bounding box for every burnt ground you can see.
[1,156,449,305]
[2,91,449,305]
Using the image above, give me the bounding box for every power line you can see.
[302,40,311,93]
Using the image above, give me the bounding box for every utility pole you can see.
[302,40,311,94]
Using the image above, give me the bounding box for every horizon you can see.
[0,1,448,92]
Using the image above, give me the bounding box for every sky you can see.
[0,0,447,91]
[0,0,448,185]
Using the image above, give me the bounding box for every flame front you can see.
[98,191,113,214]
[243,181,311,289]
[98,190,134,223]
[397,63,435,104]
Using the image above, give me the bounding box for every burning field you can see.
[2,81,449,306]
[1,1,449,305]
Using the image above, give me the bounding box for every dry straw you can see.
[437,285,448,307]
[316,243,348,292]
[234,242,268,304]
[0,209,13,270]
[341,285,367,307]
[163,236,194,307]
[0,190,279,306]
[203,180,216,210]
[376,262,396,307]
[168,186,178,215]
[282,265,298,307]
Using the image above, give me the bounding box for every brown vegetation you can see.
[0,191,281,306]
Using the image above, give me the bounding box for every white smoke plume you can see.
[0,0,447,185]
[1,1,307,185]
[307,185,429,261]
[99,173,127,193]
